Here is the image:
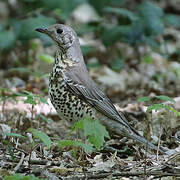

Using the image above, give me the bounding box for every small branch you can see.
[14,152,25,172]
[156,127,162,160]
[86,172,180,179]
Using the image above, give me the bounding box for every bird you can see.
[35,24,168,154]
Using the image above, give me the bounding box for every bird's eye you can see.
[57,29,63,34]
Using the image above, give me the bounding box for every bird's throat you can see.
[50,49,78,82]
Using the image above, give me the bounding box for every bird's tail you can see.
[116,112,168,154]
[127,130,167,154]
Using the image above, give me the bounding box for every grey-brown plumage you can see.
[36,24,167,154]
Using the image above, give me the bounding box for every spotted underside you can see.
[49,71,96,122]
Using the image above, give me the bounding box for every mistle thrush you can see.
[36,24,167,154]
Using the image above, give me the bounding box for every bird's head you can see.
[36,24,84,65]
[36,24,77,51]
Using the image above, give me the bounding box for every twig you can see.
[156,127,162,160]
[0,156,60,166]
[14,152,25,172]
[13,147,29,156]
[86,172,180,179]
[2,155,180,178]
[144,141,148,178]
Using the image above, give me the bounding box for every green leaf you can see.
[143,54,152,64]
[83,118,110,150]
[23,0,37,2]
[104,7,138,21]
[28,128,52,149]
[5,174,46,180]
[76,24,97,35]
[3,140,15,160]
[5,174,24,180]
[9,67,34,75]
[81,45,95,56]
[111,58,124,71]
[39,54,55,64]
[24,96,37,105]
[86,62,101,70]
[9,68,44,78]
[164,14,180,27]
[75,142,94,154]
[0,30,16,50]
[0,87,12,92]
[39,97,48,104]
[39,114,52,124]
[102,23,145,46]
[138,1,164,18]
[146,104,165,112]
[102,26,128,46]
[165,105,180,117]
[174,67,180,79]
[70,119,85,133]
[56,140,75,147]
[138,96,151,102]
[89,0,125,14]
[30,41,39,51]
[69,118,109,150]
[4,133,27,139]
[14,90,35,98]
[155,95,175,103]
[42,0,85,20]
[145,17,164,35]
[138,1,164,36]
[22,90,35,96]
[56,140,94,153]
[20,15,56,43]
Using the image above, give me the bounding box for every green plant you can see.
[0,88,15,114]
[15,90,48,119]
[4,173,47,180]
[56,118,110,153]
[4,118,109,160]
[9,67,48,79]
[3,133,28,160]
[3,129,53,162]
[138,95,180,116]
[39,114,53,124]
[39,54,54,64]
[56,139,94,154]
[102,1,180,47]
[28,128,53,149]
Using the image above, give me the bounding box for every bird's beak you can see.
[35,27,49,34]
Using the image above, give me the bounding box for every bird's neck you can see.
[50,47,79,80]
[54,49,67,69]
[55,48,79,68]
[54,42,83,67]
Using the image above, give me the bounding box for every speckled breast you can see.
[49,79,95,122]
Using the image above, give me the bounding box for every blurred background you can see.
[0,0,180,104]
[0,0,180,174]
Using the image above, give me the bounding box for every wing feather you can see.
[64,73,133,130]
